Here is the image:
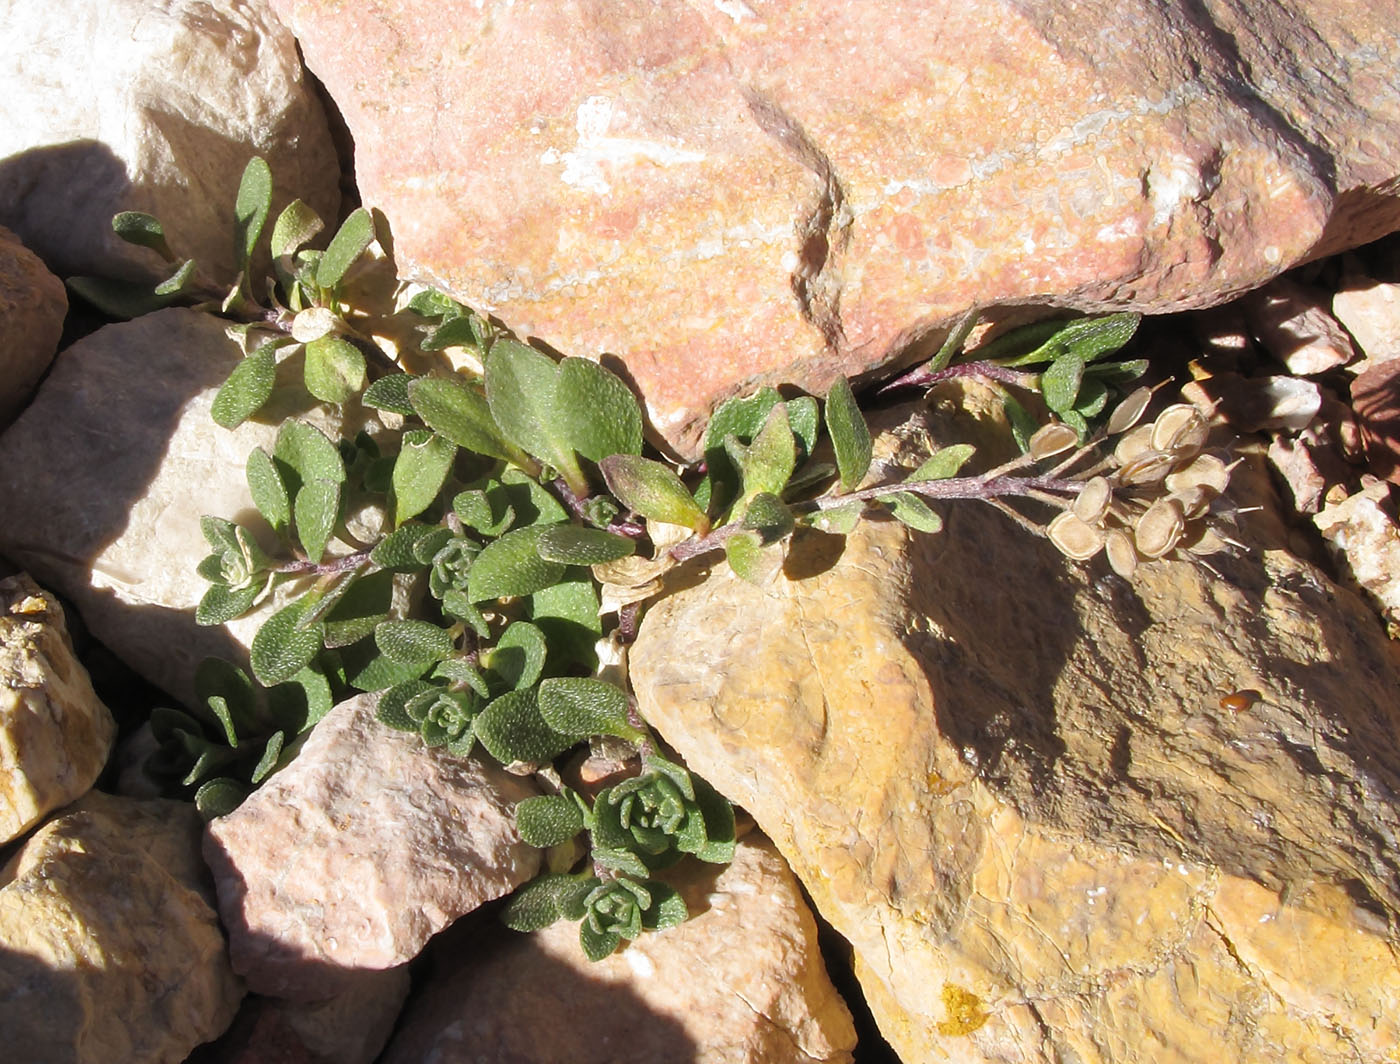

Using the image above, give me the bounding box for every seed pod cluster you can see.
[1046,394,1235,576]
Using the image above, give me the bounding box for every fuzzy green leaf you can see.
[112,211,172,258]
[316,207,375,289]
[274,419,346,491]
[825,376,872,492]
[599,455,709,533]
[742,492,795,543]
[644,884,689,930]
[537,677,641,741]
[250,598,326,686]
[211,343,279,429]
[293,477,340,563]
[322,568,395,647]
[246,447,291,533]
[535,525,636,565]
[153,258,198,296]
[554,357,643,461]
[884,491,944,533]
[375,619,455,668]
[266,665,333,734]
[392,429,456,526]
[200,515,241,556]
[408,376,523,464]
[195,658,258,736]
[250,730,285,785]
[270,199,324,259]
[501,874,590,932]
[452,488,514,537]
[370,524,441,572]
[910,444,976,482]
[421,315,480,352]
[195,580,263,626]
[500,468,569,526]
[515,794,586,848]
[725,530,780,585]
[363,373,416,416]
[304,336,367,404]
[467,525,567,602]
[475,688,577,765]
[484,339,585,490]
[527,573,601,672]
[734,403,796,507]
[812,502,862,534]
[1040,355,1085,415]
[1003,393,1040,453]
[234,156,273,266]
[194,778,247,821]
[376,679,436,731]
[345,641,430,692]
[484,621,547,691]
[926,306,983,374]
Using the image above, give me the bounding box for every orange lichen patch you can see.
[936,983,989,1037]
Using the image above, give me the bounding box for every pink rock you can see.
[204,694,540,1000]
[271,0,1400,454]
[1334,273,1400,372]
[1244,277,1357,375]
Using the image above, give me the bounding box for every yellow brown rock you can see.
[0,573,115,844]
[631,400,1400,1062]
[0,791,243,1064]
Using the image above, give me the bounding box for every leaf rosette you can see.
[579,876,687,961]
[590,756,736,874]
[428,536,480,598]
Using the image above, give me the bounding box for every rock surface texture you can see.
[0,791,243,1064]
[272,0,1400,454]
[0,573,114,844]
[0,0,339,284]
[0,308,351,708]
[0,225,66,429]
[203,693,541,1000]
[630,399,1400,1062]
[382,832,857,1064]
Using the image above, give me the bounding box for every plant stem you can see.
[880,359,1038,395]
[803,472,1082,511]
[271,550,373,576]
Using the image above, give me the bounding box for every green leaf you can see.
[111,211,172,258]
[926,306,983,374]
[344,638,431,691]
[599,455,709,533]
[475,688,577,765]
[682,772,737,864]
[370,524,442,571]
[322,568,395,647]
[274,419,346,492]
[527,573,601,673]
[154,258,198,296]
[468,525,567,602]
[553,357,643,461]
[316,207,376,289]
[785,396,820,458]
[1074,376,1109,418]
[499,468,569,525]
[825,376,872,492]
[643,883,689,931]
[195,580,263,626]
[535,525,636,565]
[1040,355,1085,415]
[195,658,259,736]
[266,665,333,733]
[537,677,642,741]
[194,778,248,821]
[66,276,178,319]
[293,477,340,563]
[211,343,279,429]
[375,619,455,668]
[246,447,291,533]
[725,530,779,585]
[501,874,589,932]
[515,794,586,847]
[421,315,481,352]
[812,502,862,534]
[1002,393,1039,453]
[376,679,436,730]
[883,491,944,533]
[270,198,324,259]
[484,621,547,690]
[392,429,456,525]
[250,730,285,784]
[408,376,524,465]
[304,336,367,404]
[452,488,514,536]
[735,403,796,507]
[742,492,795,543]
[200,516,242,556]
[234,156,273,266]
[363,373,417,417]
[579,921,622,961]
[484,339,585,492]
[909,443,976,481]
[994,312,1141,368]
[250,598,326,686]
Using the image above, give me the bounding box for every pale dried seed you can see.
[1113,424,1155,465]
[1168,486,1213,519]
[1047,511,1105,560]
[1134,498,1185,557]
[1150,404,1208,454]
[1105,386,1153,436]
[1072,476,1112,524]
[1182,525,1230,556]
[1105,527,1139,578]
[1164,453,1230,495]
[1115,449,1176,486]
[1030,422,1079,460]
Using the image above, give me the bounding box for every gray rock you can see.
[0,790,244,1064]
[0,225,65,429]
[203,693,541,1000]
[0,0,339,284]
[0,573,115,844]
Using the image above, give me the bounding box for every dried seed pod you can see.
[1072,476,1112,524]
[1181,524,1230,556]
[1164,453,1231,495]
[1134,497,1185,557]
[1113,424,1155,465]
[1167,485,1213,519]
[1047,510,1105,560]
[1030,422,1079,460]
[1105,386,1153,436]
[1150,404,1208,454]
[1105,527,1139,578]
[1115,449,1176,486]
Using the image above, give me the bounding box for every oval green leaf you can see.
[515,794,586,848]
[825,376,872,492]
[391,429,456,526]
[598,455,709,533]
[234,156,273,265]
[246,447,291,533]
[293,477,340,563]
[467,525,567,602]
[554,357,643,461]
[211,344,278,429]
[250,599,326,686]
[475,688,577,765]
[535,525,636,565]
[316,207,375,289]
[538,677,641,741]
[304,335,367,404]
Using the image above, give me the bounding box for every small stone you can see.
[1314,481,1400,632]
[1334,274,1400,372]
[0,225,65,429]
[0,573,115,844]
[1181,372,1322,432]
[1351,358,1400,484]
[1245,277,1358,375]
[204,693,541,1000]
[0,791,243,1064]
[381,833,857,1064]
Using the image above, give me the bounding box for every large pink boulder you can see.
[272,0,1400,454]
